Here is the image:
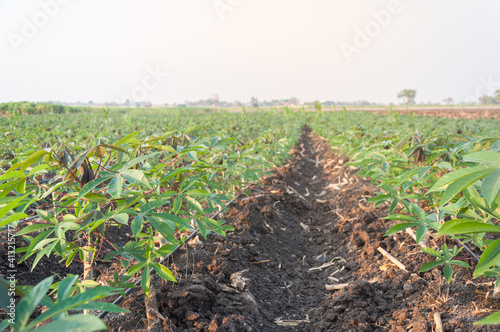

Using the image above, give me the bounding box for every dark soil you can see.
[372,108,500,119]
[0,224,135,287]
[2,127,500,331]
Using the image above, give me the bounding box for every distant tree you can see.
[289,97,299,105]
[495,90,500,104]
[443,97,454,105]
[479,95,498,105]
[210,93,220,107]
[397,89,417,108]
[250,97,259,108]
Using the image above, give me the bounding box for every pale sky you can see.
[1,0,499,105]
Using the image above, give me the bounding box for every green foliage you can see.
[0,102,90,116]
[0,275,124,332]
[419,244,470,283]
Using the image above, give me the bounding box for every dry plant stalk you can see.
[434,312,443,332]
[145,278,165,330]
[325,283,349,291]
[377,247,407,271]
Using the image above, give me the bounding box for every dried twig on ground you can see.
[325,283,349,291]
[434,312,443,332]
[377,247,407,271]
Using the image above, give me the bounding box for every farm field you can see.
[221,106,500,120]
[329,106,500,120]
[1,107,500,331]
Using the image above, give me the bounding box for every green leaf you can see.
[121,152,161,171]
[196,218,208,239]
[41,181,67,199]
[475,238,500,277]
[0,320,11,331]
[395,167,424,187]
[0,180,21,198]
[122,169,151,188]
[16,177,27,194]
[475,311,500,325]
[131,215,144,238]
[140,200,167,213]
[127,262,147,276]
[152,213,191,229]
[78,176,112,200]
[437,218,476,236]
[187,189,210,198]
[173,195,182,214]
[31,241,57,270]
[439,221,500,236]
[57,275,78,301]
[185,195,203,212]
[450,260,470,268]
[384,222,420,236]
[419,261,443,272]
[15,223,52,236]
[482,168,500,206]
[15,276,54,327]
[20,150,48,172]
[27,286,120,328]
[31,314,107,332]
[151,262,177,282]
[28,163,49,176]
[114,131,140,146]
[155,244,177,257]
[141,266,151,297]
[145,238,154,259]
[0,194,28,219]
[100,143,127,153]
[186,151,198,160]
[108,175,123,198]
[0,212,28,228]
[434,167,496,207]
[383,214,418,222]
[146,215,175,243]
[464,151,500,167]
[420,247,442,258]
[20,229,53,263]
[113,213,129,225]
[79,280,99,288]
[415,225,427,244]
[0,171,26,181]
[430,166,491,191]
[444,263,453,283]
[0,170,25,181]
[33,238,57,251]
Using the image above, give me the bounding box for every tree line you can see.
[0,102,92,115]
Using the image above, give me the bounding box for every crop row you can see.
[310,109,500,324]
